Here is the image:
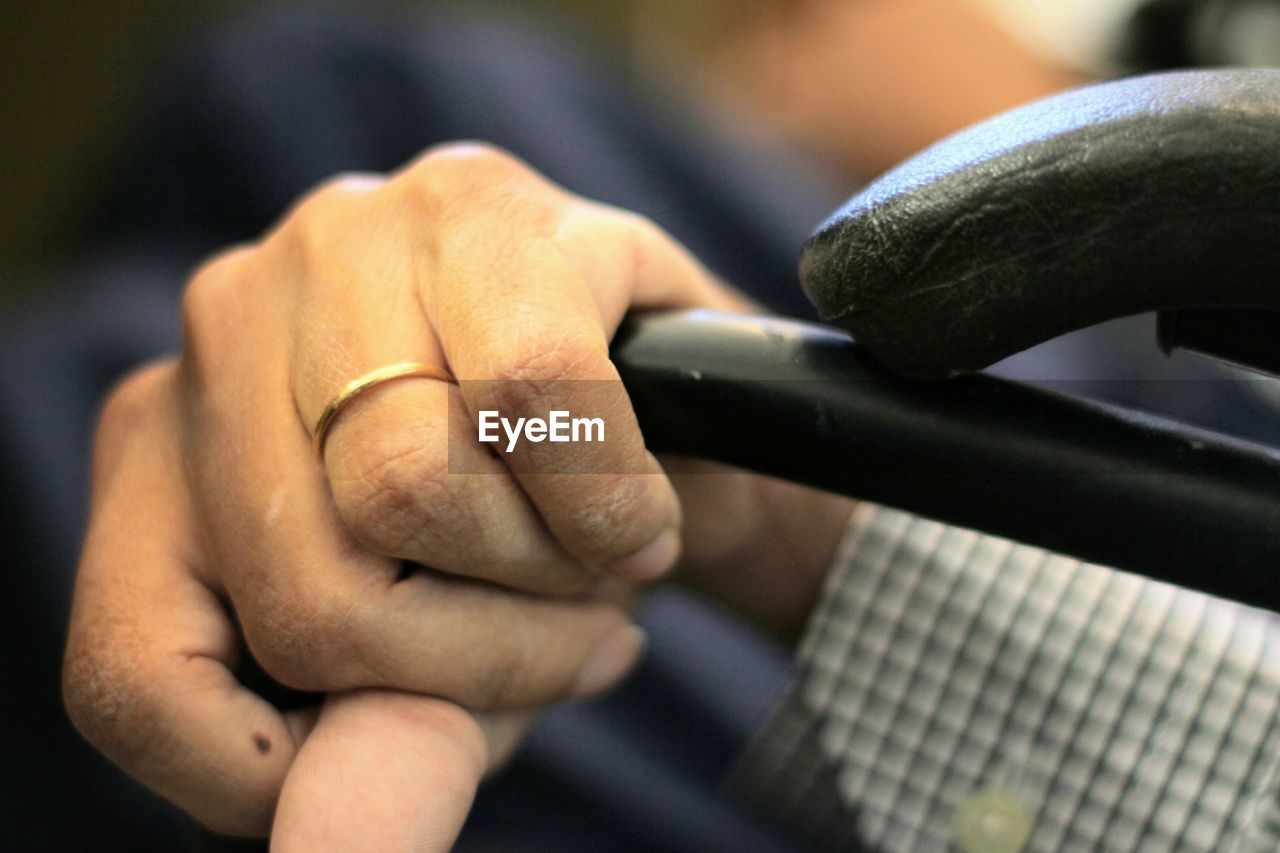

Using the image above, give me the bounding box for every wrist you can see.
[671,465,856,643]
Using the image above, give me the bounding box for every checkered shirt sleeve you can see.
[731,503,1280,852]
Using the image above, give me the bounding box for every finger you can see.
[318,376,603,596]
[181,209,645,707]
[271,693,535,852]
[63,363,316,837]
[271,690,490,853]
[277,177,599,596]
[199,369,647,707]
[551,202,756,331]
[427,194,695,579]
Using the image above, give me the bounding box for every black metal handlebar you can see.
[612,310,1280,613]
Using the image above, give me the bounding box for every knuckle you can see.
[610,211,679,281]
[63,614,277,837]
[318,170,385,197]
[96,361,172,436]
[459,631,536,709]
[293,171,381,225]
[333,426,458,558]
[613,210,663,249]
[484,331,605,411]
[179,246,256,364]
[62,615,163,768]
[92,361,177,471]
[291,172,380,221]
[266,173,385,285]
[399,143,539,217]
[182,247,253,325]
[277,180,356,264]
[239,582,364,691]
[566,474,653,556]
[414,142,528,190]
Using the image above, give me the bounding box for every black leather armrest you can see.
[801,69,1280,379]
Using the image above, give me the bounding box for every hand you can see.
[62,143,741,847]
[62,143,852,848]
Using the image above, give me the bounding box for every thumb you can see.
[270,690,498,852]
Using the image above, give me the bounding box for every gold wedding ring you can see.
[312,361,455,456]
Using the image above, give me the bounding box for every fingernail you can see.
[606,528,680,581]
[571,624,647,698]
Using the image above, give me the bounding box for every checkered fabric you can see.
[733,504,1280,852]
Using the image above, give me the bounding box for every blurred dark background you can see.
[0,0,648,311]
[3,1,244,306]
